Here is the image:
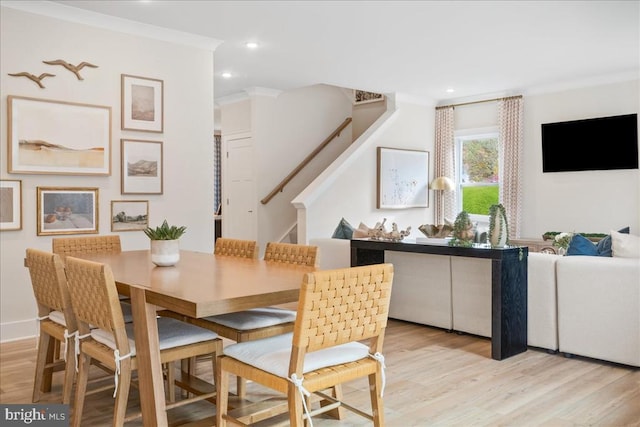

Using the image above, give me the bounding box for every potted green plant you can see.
[449,211,475,247]
[143,220,187,266]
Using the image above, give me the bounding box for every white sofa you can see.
[556,255,639,367]
[309,238,351,270]
[309,238,640,366]
[527,253,560,351]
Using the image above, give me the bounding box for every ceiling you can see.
[47,1,640,104]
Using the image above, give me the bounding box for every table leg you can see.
[129,287,168,427]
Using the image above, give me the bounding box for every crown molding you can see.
[1,1,222,51]
[215,92,250,106]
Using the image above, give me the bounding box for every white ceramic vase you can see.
[489,209,508,248]
[150,239,180,267]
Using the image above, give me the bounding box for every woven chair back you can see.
[215,238,258,259]
[25,248,75,325]
[264,242,318,267]
[52,235,122,258]
[293,263,394,353]
[64,257,129,350]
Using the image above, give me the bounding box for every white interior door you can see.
[222,134,257,240]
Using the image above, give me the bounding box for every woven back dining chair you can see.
[52,235,122,258]
[214,237,259,259]
[25,248,77,404]
[263,241,318,266]
[52,235,133,310]
[187,241,318,397]
[64,256,223,427]
[216,263,394,427]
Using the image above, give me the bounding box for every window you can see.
[455,129,499,222]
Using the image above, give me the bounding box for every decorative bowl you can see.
[418,224,453,239]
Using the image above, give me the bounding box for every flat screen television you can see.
[541,113,638,172]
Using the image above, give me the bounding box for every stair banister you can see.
[261,117,352,205]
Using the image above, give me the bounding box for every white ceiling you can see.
[46,1,640,104]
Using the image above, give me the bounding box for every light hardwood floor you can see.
[1,319,638,426]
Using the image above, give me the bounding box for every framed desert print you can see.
[37,187,99,236]
[0,180,22,231]
[111,200,149,232]
[377,147,429,209]
[121,139,163,194]
[353,89,385,105]
[121,74,164,133]
[7,96,111,175]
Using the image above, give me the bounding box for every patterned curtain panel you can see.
[498,96,524,239]
[434,106,456,224]
[214,134,222,214]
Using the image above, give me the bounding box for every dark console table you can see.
[351,239,528,360]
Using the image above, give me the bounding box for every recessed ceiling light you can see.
[446,88,455,93]
[245,42,259,49]
[221,72,232,79]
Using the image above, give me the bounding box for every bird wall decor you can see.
[7,72,55,88]
[42,59,98,80]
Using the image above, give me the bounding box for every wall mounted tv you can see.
[541,113,638,172]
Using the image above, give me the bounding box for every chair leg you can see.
[321,385,345,420]
[179,358,195,398]
[288,382,305,427]
[113,358,132,427]
[368,372,385,427]
[61,340,76,404]
[166,362,176,402]
[236,375,246,398]
[41,335,57,393]
[32,332,51,402]
[216,359,229,427]
[72,353,91,427]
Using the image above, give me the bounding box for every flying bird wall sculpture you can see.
[42,59,98,80]
[7,72,55,88]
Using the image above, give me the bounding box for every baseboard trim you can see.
[1,318,37,343]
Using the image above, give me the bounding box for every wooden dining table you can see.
[74,249,314,427]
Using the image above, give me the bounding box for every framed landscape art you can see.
[121,74,164,133]
[377,147,429,209]
[111,200,149,232]
[7,96,111,175]
[121,139,163,194]
[0,180,22,231]
[37,187,99,236]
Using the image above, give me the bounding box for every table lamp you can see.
[429,176,454,191]
[430,176,455,225]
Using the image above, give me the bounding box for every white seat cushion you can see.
[50,310,99,330]
[223,332,369,378]
[48,310,66,327]
[91,317,218,356]
[203,307,296,330]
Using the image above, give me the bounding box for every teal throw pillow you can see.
[567,234,598,256]
[596,226,629,257]
[331,218,355,240]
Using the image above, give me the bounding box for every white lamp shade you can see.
[430,176,454,191]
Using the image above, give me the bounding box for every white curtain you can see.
[498,96,524,239]
[434,106,455,224]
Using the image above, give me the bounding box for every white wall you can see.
[353,98,387,140]
[220,84,353,251]
[298,97,437,242]
[0,7,216,341]
[521,79,639,237]
[297,79,639,242]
